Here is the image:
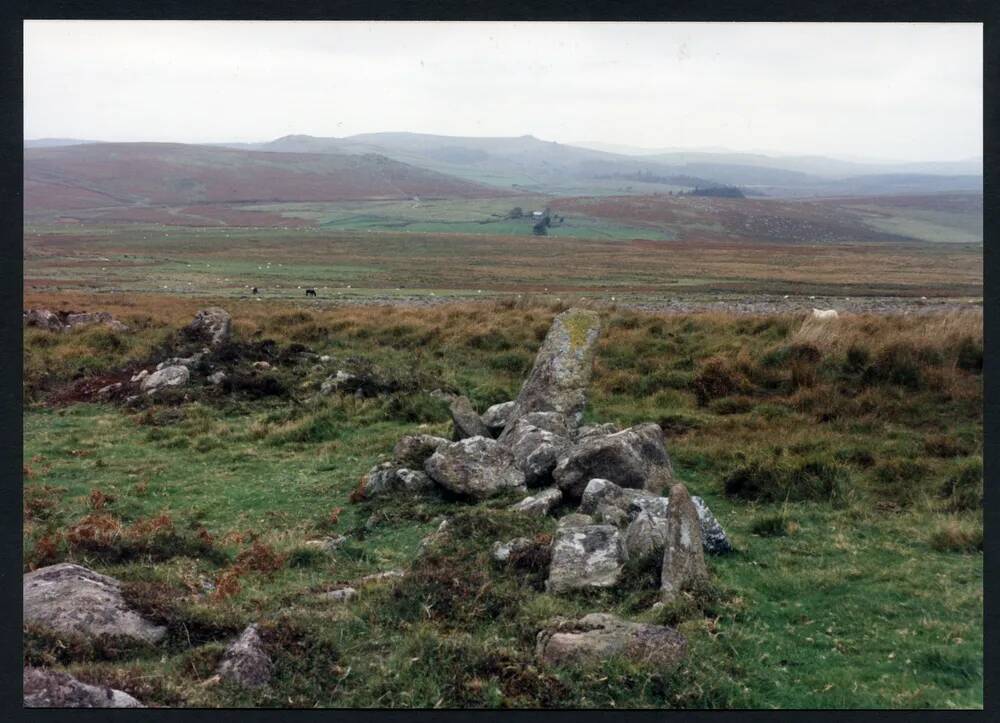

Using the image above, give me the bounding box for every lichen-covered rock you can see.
[208,370,227,385]
[557,513,596,528]
[65,312,128,332]
[23,563,166,644]
[393,434,449,468]
[509,487,563,516]
[624,510,668,564]
[24,308,65,332]
[360,463,435,498]
[506,419,572,487]
[449,396,490,440]
[140,365,190,395]
[321,587,357,602]
[424,436,526,500]
[536,613,686,669]
[500,308,601,437]
[218,624,273,689]
[691,497,733,555]
[546,525,627,593]
[554,423,674,500]
[578,478,655,526]
[660,484,709,603]
[481,400,515,437]
[23,667,144,708]
[185,307,231,347]
[576,422,620,440]
[579,478,732,554]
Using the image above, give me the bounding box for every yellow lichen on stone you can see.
[562,309,599,350]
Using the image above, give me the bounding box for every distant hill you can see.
[24,138,100,149]
[226,133,982,198]
[24,142,503,214]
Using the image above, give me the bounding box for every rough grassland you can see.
[23,295,982,708]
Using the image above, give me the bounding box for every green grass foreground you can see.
[22,296,982,708]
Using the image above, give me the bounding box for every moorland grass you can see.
[22,296,982,708]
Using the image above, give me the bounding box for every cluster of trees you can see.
[680,186,746,198]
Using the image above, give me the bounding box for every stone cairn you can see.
[359,308,733,669]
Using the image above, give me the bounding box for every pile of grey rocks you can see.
[359,307,734,669]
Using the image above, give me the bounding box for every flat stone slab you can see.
[546,524,627,593]
[536,613,687,669]
[23,563,166,645]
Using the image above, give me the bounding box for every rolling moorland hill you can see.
[24,142,504,214]
[225,133,983,198]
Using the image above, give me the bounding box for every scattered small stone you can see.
[23,667,144,708]
[208,370,227,385]
[252,361,272,371]
[359,570,405,585]
[218,624,273,689]
[140,365,190,395]
[491,537,533,563]
[130,369,149,383]
[321,587,357,602]
[304,535,348,552]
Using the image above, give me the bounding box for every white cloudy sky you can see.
[24,21,982,161]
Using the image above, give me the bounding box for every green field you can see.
[23,298,983,708]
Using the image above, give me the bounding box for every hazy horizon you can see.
[25,21,983,163]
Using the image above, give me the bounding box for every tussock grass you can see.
[21,293,983,708]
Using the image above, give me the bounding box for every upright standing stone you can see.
[499,308,601,440]
[660,484,709,603]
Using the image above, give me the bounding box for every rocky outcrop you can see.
[500,308,601,438]
[185,307,231,347]
[536,613,687,669]
[23,667,144,708]
[509,487,563,516]
[393,434,449,468]
[546,525,627,593]
[481,401,515,437]
[553,423,674,500]
[140,365,190,395]
[218,624,273,689]
[23,563,166,644]
[424,436,526,500]
[449,396,490,440]
[660,484,709,603]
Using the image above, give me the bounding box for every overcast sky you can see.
[24,21,982,161]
